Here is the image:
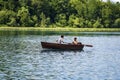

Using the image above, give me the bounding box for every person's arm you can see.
[72,41,75,44]
[60,38,64,43]
[78,42,82,44]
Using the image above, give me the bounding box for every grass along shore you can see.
[0,27,120,32]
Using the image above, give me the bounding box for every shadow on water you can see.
[40,49,84,54]
[1,31,120,36]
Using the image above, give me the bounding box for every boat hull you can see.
[41,42,84,50]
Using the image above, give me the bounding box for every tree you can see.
[69,0,84,17]
[93,19,103,28]
[31,15,38,27]
[17,7,33,27]
[0,0,120,28]
[40,12,46,27]
[0,10,17,26]
[55,13,67,27]
[113,18,120,28]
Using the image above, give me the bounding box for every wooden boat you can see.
[41,42,84,50]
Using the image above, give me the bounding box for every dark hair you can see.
[61,35,64,38]
[74,37,77,40]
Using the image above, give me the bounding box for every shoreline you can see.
[0,27,120,32]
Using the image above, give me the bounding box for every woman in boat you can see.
[72,37,81,45]
[56,35,64,44]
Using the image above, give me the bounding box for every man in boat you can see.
[72,37,82,45]
[56,35,64,44]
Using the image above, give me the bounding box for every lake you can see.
[0,31,120,80]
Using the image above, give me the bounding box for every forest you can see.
[0,0,120,28]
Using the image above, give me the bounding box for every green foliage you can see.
[31,15,38,27]
[7,18,16,26]
[55,13,67,27]
[68,14,75,27]
[40,12,46,27]
[68,15,86,28]
[0,10,16,26]
[0,0,120,28]
[113,18,120,28]
[17,7,33,27]
[85,20,93,28]
[93,19,103,28]
[104,19,111,28]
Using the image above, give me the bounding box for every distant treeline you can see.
[0,0,120,28]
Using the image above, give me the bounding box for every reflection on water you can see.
[1,31,120,36]
[0,32,120,80]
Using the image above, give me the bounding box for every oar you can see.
[83,44,93,47]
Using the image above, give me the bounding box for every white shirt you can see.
[57,38,64,44]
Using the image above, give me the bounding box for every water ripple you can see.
[0,35,120,80]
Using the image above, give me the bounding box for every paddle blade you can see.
[84,44,93,47]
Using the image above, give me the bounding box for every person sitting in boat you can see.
[72,37,81,45]
[56,35,64,44]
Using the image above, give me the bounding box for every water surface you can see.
[0,32,120,80]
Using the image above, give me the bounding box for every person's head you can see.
[61,35,64,38]
[74,37,77,41]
